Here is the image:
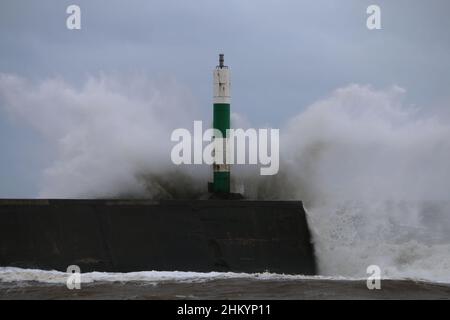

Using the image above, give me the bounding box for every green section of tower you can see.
[213,103,230,193]
[213,103,230,137]
[213,172,230,193]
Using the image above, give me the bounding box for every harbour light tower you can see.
[212,54,231,193]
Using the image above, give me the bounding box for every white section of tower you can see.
[213,67,231,104]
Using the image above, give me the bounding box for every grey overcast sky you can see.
[1,0,450,197]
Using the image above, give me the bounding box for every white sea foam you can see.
[0,267,393,284]
[280,85,450,283]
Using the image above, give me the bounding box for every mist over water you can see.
[278,85,450,282]
[1,74,450,282]
[0,73,208,199]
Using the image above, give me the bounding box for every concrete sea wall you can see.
[0,199,316,275]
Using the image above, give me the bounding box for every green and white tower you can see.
[212,54,231,193]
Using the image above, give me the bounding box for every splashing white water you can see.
[0,73,207,198]
[1,74,450,283]
[280,84,450,282]
[0,267,377,284]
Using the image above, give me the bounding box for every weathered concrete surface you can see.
[0,199,316,275]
